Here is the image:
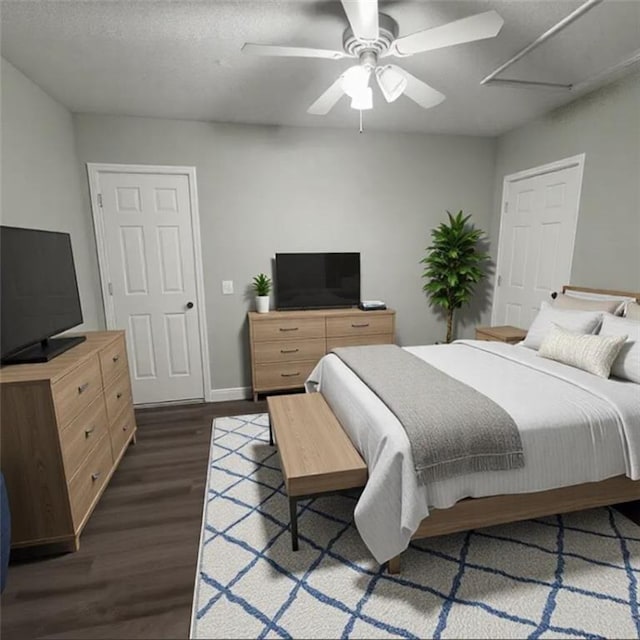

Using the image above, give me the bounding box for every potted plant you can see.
[421,210,490,343]
[252,273,272,314]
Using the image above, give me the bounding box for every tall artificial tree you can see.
[421,210,490,343]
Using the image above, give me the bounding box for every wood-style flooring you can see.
[0,399,266,640]
[2,399,638,640]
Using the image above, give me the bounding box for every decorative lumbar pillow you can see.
[599,314,640,384]
[625,301,640,321]
[538,324,627,378]
[552,293,623,314]
[521,301,603,350]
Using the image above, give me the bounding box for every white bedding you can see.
[306,340,640,563]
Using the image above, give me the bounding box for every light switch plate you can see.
[222,280,234,295]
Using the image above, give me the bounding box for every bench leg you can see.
[387,555,401,574]
[269,421,274,446]
[289,497,299,551]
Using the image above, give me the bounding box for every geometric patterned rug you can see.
[190,414,640,639]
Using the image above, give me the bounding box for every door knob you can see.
[186,301,194,309]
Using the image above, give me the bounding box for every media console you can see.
[248,308,396,401]
[0,330,136,552]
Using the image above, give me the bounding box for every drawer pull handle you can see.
[78,382,89,394]
[351,323,370,328]
[85,427,95,438]
[281,372,300,378]
[280,348,299,354]
[112,355,120,363]
[91,472,101,482]
[122,424,129,432]
[279,327,299,332]
[116,392,123,399]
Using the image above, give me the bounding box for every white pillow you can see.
[552,293,623,314]
[625,301,640,321]
[521,301,603,350]
[538,324,627,378]
[599,314,640,384]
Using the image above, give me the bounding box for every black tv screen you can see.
[275,252,360,310]
[1,226,84,362]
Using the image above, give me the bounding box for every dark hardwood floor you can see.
[3,398,638,640]
[0,399,267,640]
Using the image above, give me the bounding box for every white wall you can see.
[1,58,103,330]
[73,115,497,391]
[491,72,640,292]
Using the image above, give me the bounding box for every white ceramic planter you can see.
[256,295,270,313]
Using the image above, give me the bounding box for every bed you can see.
[305,286,640,571]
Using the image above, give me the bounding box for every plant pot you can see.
[256,295,270,314]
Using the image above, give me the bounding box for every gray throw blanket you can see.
[331,344,524,484]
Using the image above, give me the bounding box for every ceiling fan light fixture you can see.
[341,64,371,99]
[375,65,407,102]
[350,87,373,110]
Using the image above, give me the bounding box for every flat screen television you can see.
[1,226,85,365]
[275,252,360,310]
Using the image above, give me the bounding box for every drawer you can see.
[109,405,136,461]
[326,333,394,350]
[68,433,113,530]
[53,355,103,428]
[99,335,128,388]
[253,338,326,364]
[326,314,394,338]
[254,360,318,391]
[251,317,324,342]
[104,369,133,423]
[60,394,109,481]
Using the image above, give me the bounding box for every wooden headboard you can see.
[551,285,640,303]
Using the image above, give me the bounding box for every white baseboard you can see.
[209,386,252,402]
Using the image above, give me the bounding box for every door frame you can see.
[491,153,586,326]
[87,162,212,402]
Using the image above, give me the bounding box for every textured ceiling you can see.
[1,0,639,135]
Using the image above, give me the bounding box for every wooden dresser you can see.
[248,308,395,400]
[0,330,136,552]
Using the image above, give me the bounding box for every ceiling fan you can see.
[241,0,504,115]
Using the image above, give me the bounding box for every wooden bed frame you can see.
[387,285,640,573]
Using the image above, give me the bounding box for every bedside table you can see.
[475,325,527,344]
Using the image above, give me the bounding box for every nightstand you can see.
[475,325,527,344]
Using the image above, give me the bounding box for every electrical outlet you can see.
[222,280,234,295]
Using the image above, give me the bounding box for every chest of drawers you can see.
[0,330,137,552]
[248,308,395,400]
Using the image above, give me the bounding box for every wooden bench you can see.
[267,393,367,550]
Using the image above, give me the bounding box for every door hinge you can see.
[97,193,103,208]
[497,275,502,287]
[504,201,508,213]
[108,282,113,295]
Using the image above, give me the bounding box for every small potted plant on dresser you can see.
[252,273,272,314]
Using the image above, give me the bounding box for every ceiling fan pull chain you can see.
[359,109,363,134]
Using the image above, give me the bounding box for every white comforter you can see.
[306,340,640,563]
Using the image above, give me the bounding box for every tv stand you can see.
[0,331,136,553]
[248,308,396,401]
[2,335,87,365]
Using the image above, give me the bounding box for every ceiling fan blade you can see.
[391,10,504,57]
[242,43,347,60]
[307,75,346,115]
[341,0,379,41]
[390,66,445,109]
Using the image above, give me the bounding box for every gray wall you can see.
[73,115,497,391]
[1,58,103,330]
[491,72,640,291]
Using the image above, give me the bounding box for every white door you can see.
[90,166,208,405]
[492,155,585,328]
